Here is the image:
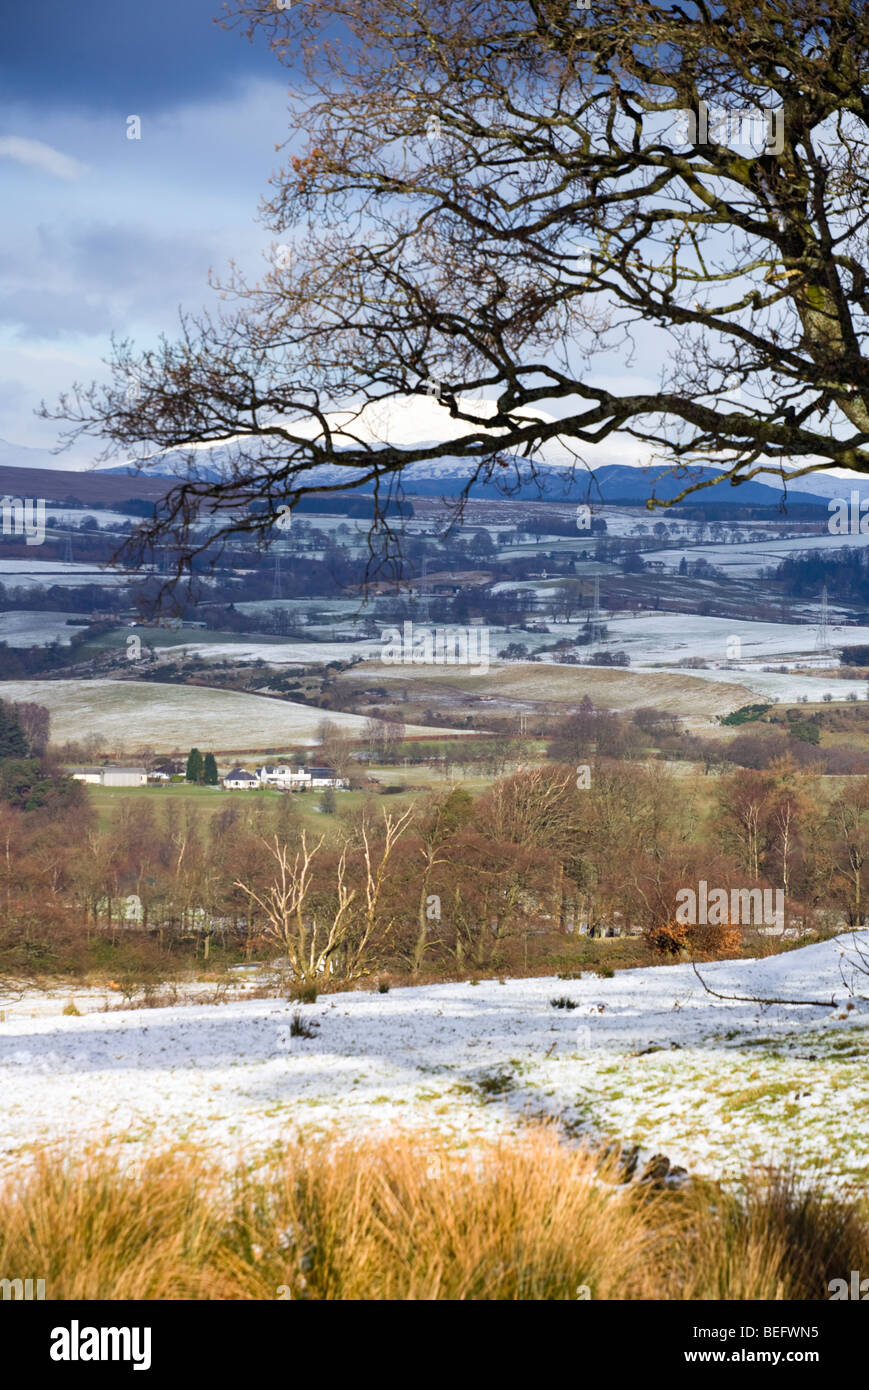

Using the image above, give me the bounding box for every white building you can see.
[223,768,260,789]
[256,764,346,790]
[308,766,346,788]
[71,767,147,787]
[257,763,311,789]
[101,767,148,787]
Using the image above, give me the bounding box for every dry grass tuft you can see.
[0,1133,865,1301]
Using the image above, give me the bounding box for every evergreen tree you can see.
[186,747,204,783]
[203,752,218,785]
[0,701,29,759]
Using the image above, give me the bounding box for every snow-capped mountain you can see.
[2,391,866,509]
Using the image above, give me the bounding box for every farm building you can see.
[72,767,148,787]
[100,767,148,787]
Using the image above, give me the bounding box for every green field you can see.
[85,779,426,833]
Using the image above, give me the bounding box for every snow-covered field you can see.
[654,664,865,705]
[0,679,462,751]
[588,612,869,703]
[2,936,868,1190]
[643,531,869,578]
[0,560,133,588]
[167,639,381,664]
[0,611,85,646]
[599,612,869,667]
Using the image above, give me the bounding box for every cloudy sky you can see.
[2,5,844,487]
[0,0,292,463]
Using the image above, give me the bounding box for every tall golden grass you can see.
[0,1131,865,1300]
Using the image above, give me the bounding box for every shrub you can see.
[790,720,820,745]
[720,704,772,726]
[476,1067,515,1097]
[550,996,578,1010]
[289,1010,319,1039]
[290,983,318,1005]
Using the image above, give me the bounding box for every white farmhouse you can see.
[257,763,311,790]
[256,764,347,791]
[223,768,260,789]
[308,766,347,789]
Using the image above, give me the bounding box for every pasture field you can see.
[341,660,753,722]
[84,780,426,834]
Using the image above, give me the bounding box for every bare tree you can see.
[315,718,355,776]
[235,832,357,982]
[235,806,414,981]
[13,702,50,755]
[41,0,869,573]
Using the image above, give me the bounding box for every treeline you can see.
[545,697,869,776]
[0,623,116,677]
[768,546,869,602]
[0,698,83,817]
[1,752,867,985]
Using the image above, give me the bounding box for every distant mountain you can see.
[370,458,829,509]
[93,450,833,511]
[3,389,862,513]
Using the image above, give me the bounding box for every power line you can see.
[815,583,831,656]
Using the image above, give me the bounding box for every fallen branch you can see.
[690,960,838,1009]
